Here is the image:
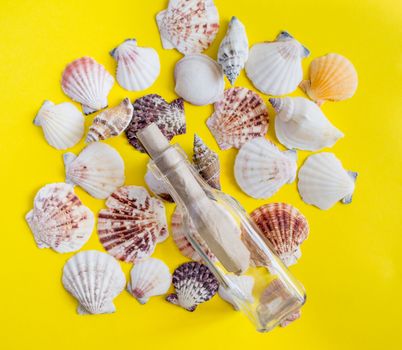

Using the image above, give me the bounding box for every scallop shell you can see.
[218,275,254,310]
[166,262,219,311]
[86,98,133,143]
[61,57,114,115]
[34,100,84,150]
[62,250,126,315]
[127,258,171,304]
[145,164,173,202]
[174,54,224,106]
[64,142,125,199]
[156,0,219,55]
[234,137,297,199]
[249,203,309,267]
[206,87,268,150]
[193,134,221,190]
[25,183,94,253]
[97,186,168,263]
[245,31,309,95]
[300,53,358,105]
[217,16,248,85]
[126,94,186,152]
[110,39,160,91]
[298,152,357,210]
[270,97,343,151]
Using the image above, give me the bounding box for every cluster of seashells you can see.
[26,0,359,326]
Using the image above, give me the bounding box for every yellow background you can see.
[1,0,401,349]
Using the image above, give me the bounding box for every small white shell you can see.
[298,152,357,210]
[271,97,343,151]
[245,31,309,95]
[174,54,224,106]
[218,275,254,310]
[144,163,173,202]
[110,39,160,91]
[64,142,125,199]
[234,137,297,199]
[217,16,248,85]
[34,101,84,150]
[62,250,126,315]
[127,258,171,304]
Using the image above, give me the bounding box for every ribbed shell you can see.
[206,87,268,150]
[217,16,248,85]
[166,262,219,311]
[25,183,94,253]
[34,100,84,150]
[97,186,168,263]
[270,97,343,151]
[156,0,219,55]
[174,54,225,106]
[298,152,357,210]
[250,203,309,266]
[61,57,114,115]
[126,94,186,152]
[110,39,160,91]
[193,134,221,190]
[86,98,133,143]
[245,31,309,95]
[62,250,126,315]
[218,275,254,310]
[127,258,171,304]
[234,137,297,199]
[300,53,358,105]
[64,142,125,199]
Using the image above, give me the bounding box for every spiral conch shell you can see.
[86,98,133,143]
[218,16,248,85]
[156,0,219,55]
[300,53,358,105]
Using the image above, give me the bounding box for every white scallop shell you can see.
[61,57,114,115]
[245,31,309,95]
[64,142,125,199]
[298,152,357,210]
[144,164,173,202]
[110,39,160,91]
[234,137,297,199]
[218,275,254,310]
[174,54,224,106]
[127,258,171,304]
[271,97,344,151]
[25,183,94,253]
[62,250,126,315]
[217,16,248,85]
[34,101,84,150]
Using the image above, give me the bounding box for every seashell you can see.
[156,0,219,55]
[298,152,357,210]
[234,137,297,199]
[61,57,114,115]
[249,203,309,267]
[145,163,173,202]
[270,97,343,151]
[300,53,358,106]
[127,258,171,304]
[34,100,84,150]
[217,16,248,85]
[64,142,125,199]
[245,31,309,95]
[62,250,126,314]
[25,183,94,253]
[166,262,219,311]
[86,98,133,143]
[110,39,160,91]
[193,134,221,190]
[97,186,168,263]
[280,309,301,327]
[206,87,268,150]
[174,54,224,106]
[126,94,186,152]
[218,275,254,310]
